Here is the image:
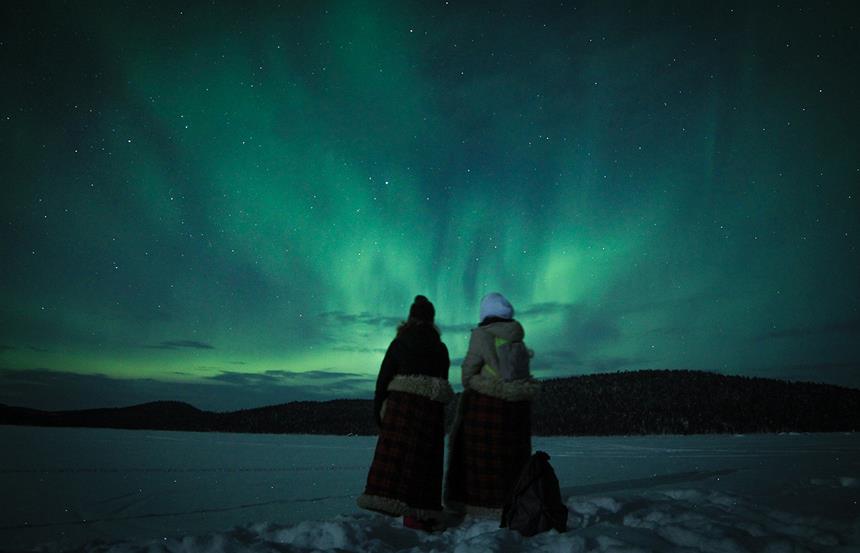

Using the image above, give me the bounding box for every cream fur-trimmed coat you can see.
[460,319,541,400]
[443,319,540,516]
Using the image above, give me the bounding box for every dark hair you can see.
[396,295,438,337]
[409,294,435,322]
[396,317,441,338]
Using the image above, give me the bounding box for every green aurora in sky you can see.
[1,1,858,410]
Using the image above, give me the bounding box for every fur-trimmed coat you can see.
[461,318,541,400]
[373,323,450,426]
[444,318,540,515]
[357,324,453,520]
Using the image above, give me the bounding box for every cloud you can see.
[145,340,215,350]
[318,311,500,339]
[440,300,644,378]
[316,311,405,351]
[0,367,374,412]
[0,368,176,410]
[439,322,475,334]
[0,343,53,354]
[331,345,389,354]
[206,369,372,389]
[642,325,693,337]
[757,319,860,340]
[575,315,621,344]
[207,370,291,385]
[518,302,579,318]
[302,370,369,381]
[440,302,582,333]
[28,346,52,353]
[318,311,402,328]
[320,311,472,352]
[535,349,584,370]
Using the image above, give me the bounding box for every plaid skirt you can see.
[358,390,446,518]
[444,389,532,512]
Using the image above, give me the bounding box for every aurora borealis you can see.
[1,2,858,411]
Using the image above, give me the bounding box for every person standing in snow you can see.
[444,292,541,516]
[357,295,453,531]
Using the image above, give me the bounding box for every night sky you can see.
[1,2,858,411]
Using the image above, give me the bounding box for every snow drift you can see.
[1,428,858,552]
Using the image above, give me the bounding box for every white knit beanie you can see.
[479,292,514,322]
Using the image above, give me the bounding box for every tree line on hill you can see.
[1,370,857,436]
[531,370,859,435]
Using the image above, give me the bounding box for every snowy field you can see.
[1,426,858,552]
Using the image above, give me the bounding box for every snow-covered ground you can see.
[1,426,858,552]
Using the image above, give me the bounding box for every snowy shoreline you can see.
[3,422,856,438]
[2,428,858,552]
[68,487,859,553]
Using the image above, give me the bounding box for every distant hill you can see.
[1,370,858,436]
[532,370,860,435]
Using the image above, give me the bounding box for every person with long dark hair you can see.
[357,295,452,531]
[444,292,541,516]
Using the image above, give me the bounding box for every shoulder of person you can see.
[470,325,491,338]
[476,318,523,331]
[386,336,403,353]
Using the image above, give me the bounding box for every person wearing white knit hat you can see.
[479,292,514,322]
[444,292,541,516]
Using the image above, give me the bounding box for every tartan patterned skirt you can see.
[444,389,532,512]
[358,390,446,518]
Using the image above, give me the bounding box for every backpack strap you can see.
[481,337,509,378]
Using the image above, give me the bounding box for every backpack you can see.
[501,451,568,537]
[493,336,532,381]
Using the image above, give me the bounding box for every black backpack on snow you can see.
[501,451,568,537]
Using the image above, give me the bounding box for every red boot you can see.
[403,515,433,531]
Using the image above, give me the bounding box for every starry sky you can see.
[1,1,858,411]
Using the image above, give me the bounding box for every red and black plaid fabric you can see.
[363,391,446,513]
[445,390,532,509]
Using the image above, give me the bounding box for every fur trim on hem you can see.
[388,374,454,403]
[443,498,503,518]
[356,493,444,520]
[467,372,541,401]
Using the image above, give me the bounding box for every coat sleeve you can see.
[460,329,486,389]
[373,340,398,426]
[440,342,451,382]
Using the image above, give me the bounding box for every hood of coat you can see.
[477,319,524,341]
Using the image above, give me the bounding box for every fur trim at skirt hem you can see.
[360,390,446,518]
[442,498,502,518]
[356,493,444,520]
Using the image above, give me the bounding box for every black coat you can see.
[373,323,450,426]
